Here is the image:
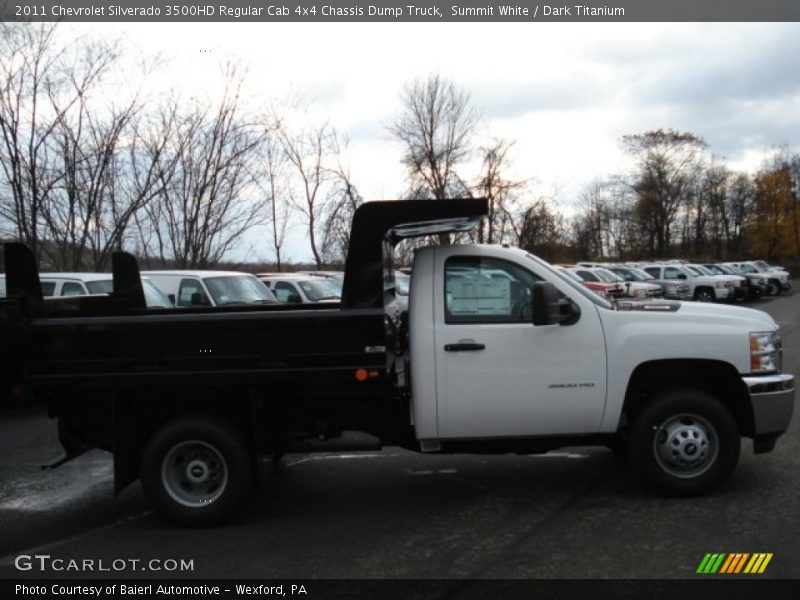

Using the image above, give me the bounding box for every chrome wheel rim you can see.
[161,440,228,508]
[653,414,718,478]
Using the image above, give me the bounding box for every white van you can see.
[142,271,277,307]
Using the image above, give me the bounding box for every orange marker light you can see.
[355,368,369,382]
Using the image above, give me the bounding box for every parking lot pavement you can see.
[0,291,798,579]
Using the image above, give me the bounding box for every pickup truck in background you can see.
[606,265,689,300]
[642,263,734,303]
[143,270,278,307]
[0,273,172,308]
[727,261,791,296]
[0,199,795,525]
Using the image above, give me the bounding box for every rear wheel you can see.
[141,416,252,526]
[627,388,739,496]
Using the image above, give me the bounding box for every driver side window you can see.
[177,279,207,307]
[444,256,540,324]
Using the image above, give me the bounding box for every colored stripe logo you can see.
[697,553,773,574]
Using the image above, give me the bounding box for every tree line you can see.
[1,23,798,274]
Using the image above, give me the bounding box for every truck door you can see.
[434,251,607,438]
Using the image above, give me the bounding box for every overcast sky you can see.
[66,22,800,263]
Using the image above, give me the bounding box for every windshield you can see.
[86,280,114,294]
[297,278,341,301]
[142,280,173,307]
[684,266,703,276]
[738,263,757,274]
[595,268,623,283]
[610,267,645,282]
[630,268,655,281]
[575,270,599,282]
[704,265,725,275]
[204,275,277,305]
[692,265,714,276]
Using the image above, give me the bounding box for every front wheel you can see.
[141,416,252,526]
[694,288,716,302]
[627,388,739,496]
[768,280,782,296]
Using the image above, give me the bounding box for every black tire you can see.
[768,280,781,296]
[693,288,716,303]
[140,415,252,526]
[627,388,739,496]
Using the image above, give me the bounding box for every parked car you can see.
[641,264,734,302]
[725,262,789,296]
[702,263,764,300]
[258,273,342,304]
[604,265,689,300]
[144,271,277,307]
[568,267,625,299]
[0,272,172,308]
[753,260,789,274]
[594,266,663,300]
[685,264,746,301]
[747,261,791,292]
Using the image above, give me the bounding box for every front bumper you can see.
[743,373,795,436]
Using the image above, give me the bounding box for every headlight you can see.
[715,281,727,289]
[750,330,782,373]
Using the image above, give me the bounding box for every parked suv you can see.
[725,262,789,296]
[642,264,733,302]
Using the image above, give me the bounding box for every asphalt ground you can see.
[0,291,798,580]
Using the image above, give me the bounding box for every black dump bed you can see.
[1,199,487,401]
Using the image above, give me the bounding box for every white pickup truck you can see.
[1,199,795,524]
[643,263,735,302]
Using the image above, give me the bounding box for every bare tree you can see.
[0,23,117,264]
[388,74,478,242]
[258,131,291,271]
[278,120,341,268]
[139,72,266,269]
[473,138,526,244]
[42,89,145,270]
[321,163,362,265]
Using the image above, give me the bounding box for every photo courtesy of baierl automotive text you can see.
[0,198,794,526]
